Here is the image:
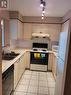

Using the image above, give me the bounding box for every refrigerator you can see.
[55,31,69,95]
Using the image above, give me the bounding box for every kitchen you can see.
[0,0,71,95]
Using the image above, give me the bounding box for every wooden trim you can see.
[62,9,71,23]
[9,11,24,22]
[9,11,62,24]
[10,18,24,23]
[23,22,61,24]
[9,10,71,24]
[23,16,62,24]
[0,10,9,20]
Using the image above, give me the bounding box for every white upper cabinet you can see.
[32,24,61,41]
[23,23,32,40]
[10,20,61,41]
[17,20,24,40]
[10,19,24,40]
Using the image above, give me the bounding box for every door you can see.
[55,20,70,95]
[58,31,69,60]
[0,10,2,95]
[55,58,64,95]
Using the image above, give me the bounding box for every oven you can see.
[30,43,49,71]
[31,52,48,65]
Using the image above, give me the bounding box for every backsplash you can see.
[2,40,59,51]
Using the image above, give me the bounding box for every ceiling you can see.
[9,0,71,17]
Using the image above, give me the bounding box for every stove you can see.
[30,43,49,71]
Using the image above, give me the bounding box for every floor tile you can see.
[31,76,38,80]
[47,78,55,83]
[39,80,48,87]
[22,74,31,79]
[47,72,53,78]
[38,87,49,95]
[49,87,55,95]
[31,71,39,76]
[27,92,37,95]
[38,94,49,95]
[14,70,55,95]
[28,86,38,93]
[19,79,30,85]
[39,72,47,76]
[15,84,28,92]
[14,91,27,95]
[39,76,47,81]
[29,80,38,86]
[48,82,55,88]
[24,70,32,75]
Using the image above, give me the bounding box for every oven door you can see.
[30,52,49,65]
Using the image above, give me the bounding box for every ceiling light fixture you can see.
[40,3,43,8]
[42,13,44,16]
[42,7,45,13]
[40,0,46,20]
[41,16,44,19]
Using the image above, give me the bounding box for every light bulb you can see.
[42,10,45,14]
[41,16,44,19]
[40,3,43,8]
[42,13,44,16]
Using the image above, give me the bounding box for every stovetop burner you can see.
[33,48,47,51]
[42,49,47,51]
[33,48,38,51]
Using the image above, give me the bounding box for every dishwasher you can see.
[2,64,14,95]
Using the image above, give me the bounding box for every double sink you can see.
[2,52,19,60]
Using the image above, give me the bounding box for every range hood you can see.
[32,32,50,38]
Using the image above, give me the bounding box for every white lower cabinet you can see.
[14,59,20,89]
[52,53,57,80]
[19,55,25,78]
[48,53,53,71]
[48,53,57,80]
[14,51,30,89]
[14,54,25,89]
[24,51,30,69]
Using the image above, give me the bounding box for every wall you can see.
[9,11,62,49]
[1,10,10,47]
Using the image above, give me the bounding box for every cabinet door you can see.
[52,54,57,79]
[48,53,53,71]
[4,19,10,46]
[25,51,30,69]
[19,55,25,77]
[10,19,18,40]
[18,20,24,40]
[32,24,61,41]
[14,59,20,89]
[10,19,24,40]
[23,23,32,40]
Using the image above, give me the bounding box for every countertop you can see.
[2,49,26,73]
[2,48,58,73]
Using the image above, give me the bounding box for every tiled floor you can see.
[14,70,55,95]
